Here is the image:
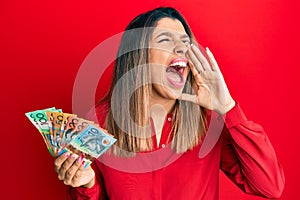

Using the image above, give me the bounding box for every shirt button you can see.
[162,144,166,148]
[167,117,172,122]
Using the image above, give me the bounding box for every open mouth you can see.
[166,58,188,88]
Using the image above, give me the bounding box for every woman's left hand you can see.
[179,44,236,115]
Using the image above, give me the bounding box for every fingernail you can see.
[78,154,84,163]
[190,43,194,47]
[64,152,69,157]
[71,154,76,160]
[206,47,211,53]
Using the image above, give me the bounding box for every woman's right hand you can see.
[54,152,95,188]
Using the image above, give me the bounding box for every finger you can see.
[186,53,199,76]
[187,45,205,72]
[191,44,211,71]
[187,54,206,88]
[58,154,79,181]
[206,47,219,72]
[54,152,70,173]
[71,163,86,186]
[178,93,198,104]
[64,154,85,185]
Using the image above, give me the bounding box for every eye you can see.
[158,38,170,43]
[182,39,190,44]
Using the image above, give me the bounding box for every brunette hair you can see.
[98,7,206,156]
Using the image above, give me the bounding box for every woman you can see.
[54,7,285,199]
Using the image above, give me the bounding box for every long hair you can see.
[98,7,207,156]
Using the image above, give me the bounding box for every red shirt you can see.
[67,104,285,200]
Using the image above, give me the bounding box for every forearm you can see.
[220,103,285,198]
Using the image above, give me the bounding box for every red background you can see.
[1,0,299,199]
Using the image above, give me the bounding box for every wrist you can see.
[223,98,236,114]
[216,97,236,115]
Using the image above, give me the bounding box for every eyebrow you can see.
[154,32,190,39]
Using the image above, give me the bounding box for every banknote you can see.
[69,124,117,158]
[63,116,80,146]
[58,113,75,152]
[25,108,116,167]
[46,111,61,154]
[25,107,58,155]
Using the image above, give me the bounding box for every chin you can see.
[165,85,184,99]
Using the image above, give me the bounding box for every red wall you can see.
[1,0,299,199]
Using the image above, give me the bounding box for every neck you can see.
[150,104,166,145]
[150,94,176,145]
[150,96,176,115]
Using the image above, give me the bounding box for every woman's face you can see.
[149,17,190,100]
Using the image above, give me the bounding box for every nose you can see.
[174,41,188,55]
